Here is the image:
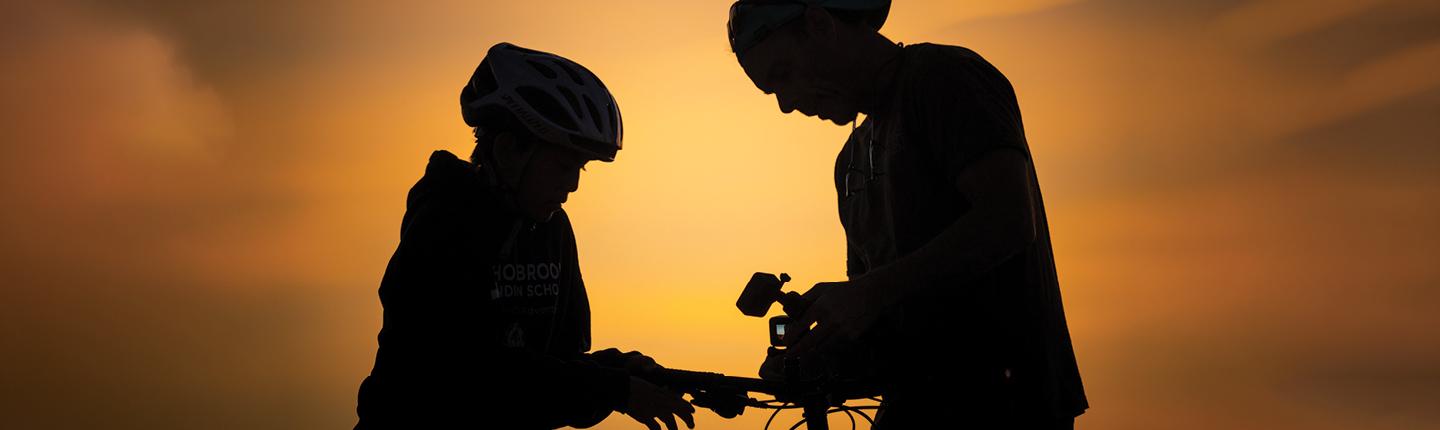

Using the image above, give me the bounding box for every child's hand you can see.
[621,376,696,430]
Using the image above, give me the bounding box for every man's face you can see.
[514,141,591,222]
[738,22,859,125]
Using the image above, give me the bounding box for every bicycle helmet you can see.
[728,0,892,58]
[460,42,622,162]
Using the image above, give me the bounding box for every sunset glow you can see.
[3,1,1438,429]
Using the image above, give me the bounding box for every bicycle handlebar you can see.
[645,367,882,430]
[650,368,779,395]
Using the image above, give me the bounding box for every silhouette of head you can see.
[483,132,590,222]
[728,0,890,125]
[459,42,622,221]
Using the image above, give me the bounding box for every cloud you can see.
[2,1,229,156]
[1,1,230,224]
[0,4,344,428]
[929,0,1440,192]
[1251,0,1440,75]
[1214,0,1389,47]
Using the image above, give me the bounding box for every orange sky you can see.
[2,1,1438,429]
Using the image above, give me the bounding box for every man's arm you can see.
[856,147,1036,302]
[789,148,1037,355]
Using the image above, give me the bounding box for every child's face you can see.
[514,143,590,222]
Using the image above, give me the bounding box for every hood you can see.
[406,150,488,210]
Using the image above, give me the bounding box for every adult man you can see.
[727,1,1088,427]
[356,43,695,430]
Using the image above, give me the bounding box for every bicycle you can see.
[649,366,881,430]
[644,272,885,430]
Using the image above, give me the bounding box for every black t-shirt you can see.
[835,43,1088,419]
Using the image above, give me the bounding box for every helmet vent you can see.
[582,95,603,133]
[517,86,578,131]
[556,61,585,86]
[557,86,584,120]
[470,59,499,97]
[526,60,558,79]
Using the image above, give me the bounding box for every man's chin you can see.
[824,113,857,126]
[805,109,854,125]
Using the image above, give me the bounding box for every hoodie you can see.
[356,150,629,429]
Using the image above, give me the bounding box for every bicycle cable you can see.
[763,403,792,430]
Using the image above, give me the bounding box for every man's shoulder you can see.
[898,42,1015,111]
[908,42,977,56]
[906,43,989,71]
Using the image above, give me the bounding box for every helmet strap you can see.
[477,133,539,216]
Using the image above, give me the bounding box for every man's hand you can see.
[757,350,784,381]
[797,281,842,312]
[621,376,696,430]
[786,279,892,361]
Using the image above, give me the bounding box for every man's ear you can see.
[801,6,836,43]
